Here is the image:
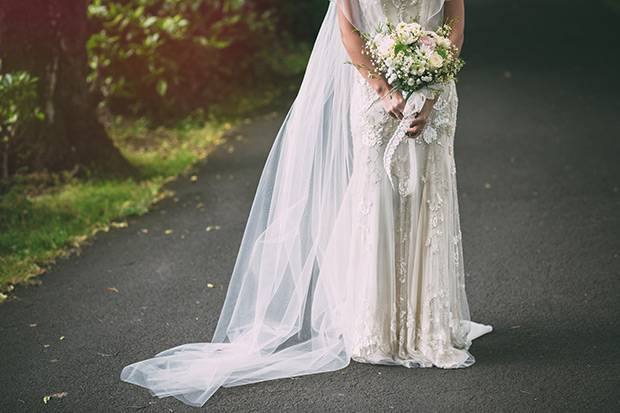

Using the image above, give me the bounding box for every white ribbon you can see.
[383,92,426,191]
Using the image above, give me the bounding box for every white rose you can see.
[429,53,444,70]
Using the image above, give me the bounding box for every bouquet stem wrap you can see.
[383,91,426,190]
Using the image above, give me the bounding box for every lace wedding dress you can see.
[120,0,491,406]
[343,0,492,369]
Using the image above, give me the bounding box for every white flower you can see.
[429,53,444,70]
[416,45,431,58]
[414,63,426,76]
[438,37,452,49]
[377,35,395,57]
[421,75,433,82]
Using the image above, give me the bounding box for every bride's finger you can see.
[410,112,422,123]
[407,126,421,135]
[409,118,425,128]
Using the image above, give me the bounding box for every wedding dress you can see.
[121,0,491,407]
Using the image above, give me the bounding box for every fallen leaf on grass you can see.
[59,336,65,341]
[141,228,148,234]
[164,229,174,234]
[190,175,198,182]
[110,222,128,229]
[205,226,221,232]
[510,325,521,329]
[207,283,214,288]
[107,287,119,293]
[29,323,37,327]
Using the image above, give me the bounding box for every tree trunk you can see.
[0,0,135,176]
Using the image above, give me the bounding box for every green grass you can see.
[0,46,307,301]
[0,115,231,299]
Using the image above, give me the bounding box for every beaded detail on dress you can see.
[381,0,420,23]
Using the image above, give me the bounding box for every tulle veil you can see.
[121,0,452,407]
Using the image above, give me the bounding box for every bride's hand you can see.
[381,90,406,121]
[406,97,437,139]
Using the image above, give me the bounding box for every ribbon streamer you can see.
[383,92,426,190]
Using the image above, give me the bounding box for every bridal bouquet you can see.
[355,19,465,190]
[360,19,464,100]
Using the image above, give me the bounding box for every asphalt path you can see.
[1,0,619,411]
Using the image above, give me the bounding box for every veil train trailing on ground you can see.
[121,1,491,407]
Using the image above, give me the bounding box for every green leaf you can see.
[394,42,407,56]
[142,16,157,29]
[194,36,209,47]
[156,79,167,97]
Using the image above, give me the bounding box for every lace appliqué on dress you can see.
[349,65,471,368]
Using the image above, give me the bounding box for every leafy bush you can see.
[0,67,44,183]
[87,0,290,121]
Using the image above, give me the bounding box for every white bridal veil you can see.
[121,0,461,407]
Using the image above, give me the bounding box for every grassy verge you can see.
[0,69,304,301]
[0,116,232,300]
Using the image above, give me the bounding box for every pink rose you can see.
[420,36,435,49]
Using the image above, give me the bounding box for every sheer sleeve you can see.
[335,0,446,31]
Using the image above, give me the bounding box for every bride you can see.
[121,0,492,407]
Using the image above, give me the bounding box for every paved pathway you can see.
[1,0,618,411]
